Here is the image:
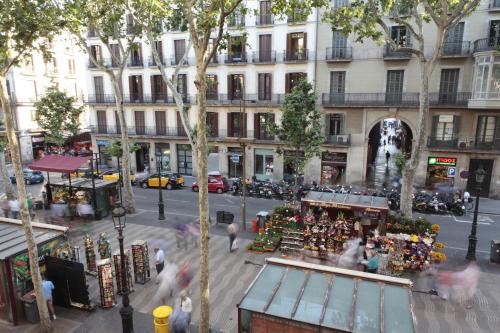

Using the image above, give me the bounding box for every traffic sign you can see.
[460,170,469,179]
[231,153,240,163]
[447,167,456,178]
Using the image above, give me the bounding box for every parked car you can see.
[99,169,137,185]
[140,172,184,190]
[192,176,229,193]
[10,170,44,185]
[68,167,97,179]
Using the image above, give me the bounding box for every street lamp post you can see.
[156,152,165,221]
[466,166,487,261]
[111,205,134,333]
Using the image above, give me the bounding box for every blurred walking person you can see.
[434,262,480,308]
[177,262,192,293]
[8,198,20,219]
[0,197,10,218]
[154,247,165,275]
[154,262,178,306]
[227,222,239,253]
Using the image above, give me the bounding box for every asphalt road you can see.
[2,176,500,257]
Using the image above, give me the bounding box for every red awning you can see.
[29,155,90,173]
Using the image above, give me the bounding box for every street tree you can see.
[0,0,64,331]
[324,0,480,216]
[0,137,14,200]
[269,79,323,185]
[35,86,84,147]
[129,0,245,330]
[65,0,143,213]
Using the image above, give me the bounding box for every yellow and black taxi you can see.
[139,172,184,190]
[99,169,137,185]
[68,167,98,179]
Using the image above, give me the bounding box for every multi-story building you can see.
[3,34,88,162]
[86,0,500,197]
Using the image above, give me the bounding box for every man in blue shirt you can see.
[42,276,56,320]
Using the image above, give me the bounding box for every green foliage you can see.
[106,140,140,157]
[34,86,83,146]
[393,152,409,175]
[268,80,323,177]
[0,0,64,73]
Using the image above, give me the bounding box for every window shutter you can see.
[453,115,461,139]
[303,32,308,50]
[162,76,168,99]
[213,113,219,137]
[254,113,260,139]
[325,114,331,136]
[137,76,143,101]
[242,112,247,138]
[285,73,290,93]
[227,75,233,98]
[431,115,439,138]
[228,113,233,136]
[340,114,346,134]
[214,75,218,96]
[150,75,156,101]
[286,33,292,54]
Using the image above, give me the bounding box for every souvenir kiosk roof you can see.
[302,192,389,212]
[29,155,90,173]
[238,258,415,333]
[51,178,117,189]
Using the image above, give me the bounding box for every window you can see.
[391,26,411,47]
[476,116,497,143]
[130,43,142,66]
[285,72,307,92]
[151,75,167,101]
[110,44,120,67]
[206,74,218,100]
[115,111,121,134]
[432,115,459,141]
[489,20,500,45]
[25,81,38,102]
[444,22,464,55]
[25,56,34,72]
[94,76,104,102]
[228,74,244,99]
[97,110,107,133]
[67,59,76,75]
[473,56,491,98]
[90,45,102,64]
[228,7,245,27]
[288,7,307,23]
[331,30,348,58]
[228,112,246,137]
[155,111,167,135]
[126,14,135,34]
[31,110,37,121]
[128,75,143,101]
[385,70,404,103]
[330,71,345,102]
[254,113,274,140]
[258,1,273,25]
[174,39,186,64]
[46,56,57,74]
[176,74,188,101]
[135,111,145,134]
[258,34,272,62]
[153,41,163,65]
[326,114,344,136]
[177,112,188,136]
[228,36,246,62]
[258,73,272,100]
[286,33,307,61]
[439,69,459,103]
[333,0,348,8]
[206,112,218,137]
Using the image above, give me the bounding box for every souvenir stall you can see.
[97,259,115,308]
[0,218,69,325]
[84,234,97,275]
[113,250,134,295]
[131,240,150,284]
[238,258,416,333]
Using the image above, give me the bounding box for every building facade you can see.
[3,34,88,162]
[86,0,500,197]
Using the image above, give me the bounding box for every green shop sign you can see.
[428,156,457,166]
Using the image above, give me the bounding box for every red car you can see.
[192,176,229,193]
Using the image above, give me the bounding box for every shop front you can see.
[321,152,347,185]
[134,142,149,172]
[96,140,111,168]
[155,143,171,170]
[467,158,494,197]
[177,144,192,175]
[31,135,46,160]
[283,150,304,183]
[425,156,457,189]
[228,147,244,178]
[254,149,274,181]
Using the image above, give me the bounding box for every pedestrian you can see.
[154,247,165,275]
[155,262,178,304]
[27,194,34,219]
[174,224,188,250]
[42,275,56,320]
[385,151,391,165]
[169,306,189,333]
[0,197,10,218]
[383,139,386,146]
[177,262,192,292]
[227,222,239,253]
[180,290,192,327]
[8,198,20,219]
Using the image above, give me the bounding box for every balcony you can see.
[429,92,471,106]
[287,10,307,24]
[325,134,351,146]
[207,54,219,66]
[383,45,413,59]
[322,93,419,107]
[427,136,459,149]
[284,49,308,62]
[441,41,470,58]
[325,47,352,62]
[127,57,143,67]
[88,58,112,69]
[253,131,275,141]
[203,94,285,106]
[148,57,167,67]
[228,15,245,28]
[473,37,500,53]
[472,138,500,150]
[223,53,248,64]
[427,137,500,151]
[256,14,274,26]
[170,55,190,66]
[85,94,190,104]
[489,0,500,11]
[90,125,188,137]
[252,51,277,64]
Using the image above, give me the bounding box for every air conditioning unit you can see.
[337,135,349,143]
[457,140,468,149]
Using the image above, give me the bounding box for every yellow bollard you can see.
[153,306,173,333]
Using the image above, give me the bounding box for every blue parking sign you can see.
[447,167,456,178]
[231,153,240,164]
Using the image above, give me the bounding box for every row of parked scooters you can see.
[230,178,468,216]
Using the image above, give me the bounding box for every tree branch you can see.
[376,17,424,58]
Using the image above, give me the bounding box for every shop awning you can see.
[29,155,90,173]
[239,258,415,332]
[302,192,389,213]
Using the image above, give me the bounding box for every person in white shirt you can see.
[154,247,165,274]
[8,199,20,219]
[180,291,192,326]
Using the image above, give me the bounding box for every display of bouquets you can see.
[430,251,447,263]
[303,209,316,225]
[431,224,441,234]
[287,215,301,229]
[434,242,445,250]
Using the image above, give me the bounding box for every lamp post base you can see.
[466,235,477,261]
[120,304,134,333]
[158,202,165,221]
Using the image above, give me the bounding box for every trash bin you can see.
[251,219,258,233]
[21,292,40,324]
[490,240,500,263]
[153,306,172,333]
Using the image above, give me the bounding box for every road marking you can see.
[165,198,191,203]
[134,208,200,219]
[478,215,495,223]
[445,246,489,254]
[451,215,491,225]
